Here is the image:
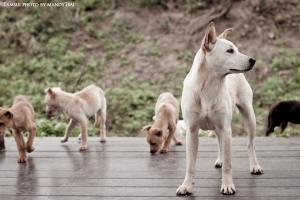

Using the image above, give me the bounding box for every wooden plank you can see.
[0,156,299,171]
[0,170,298,179]
[3,197,48,200]
[1,186,300,197]
[1,150,299,158]
[0,170,299,179]
[44,197,300,200]
[0,196,298,200]
[0,177,299,187]
[2,141,300,152]
[3,137,300,146]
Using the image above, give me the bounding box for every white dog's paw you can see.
[221,183,236,195]
[250,165,263,174]
[61,138,68,143]
[100,138,106,143]
[77,133,82,140]
[215,158,222,168]
[175,141,182,146]
[176,183,193,195]
[79,145,87,151]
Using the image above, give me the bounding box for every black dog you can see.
[266,100,300,136]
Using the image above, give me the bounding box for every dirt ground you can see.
[88,0,300,92]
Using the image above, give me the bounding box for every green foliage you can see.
[118,55,131,67]
[132,0,210,13]
[4,118,100,138]
[177,51,194,64]
[256,49,300,107]
[160,15,170,32]
[124,34,144,44]
[275,39,285,46]
[270,59,284,71]
[253,49,300,136]
[258,76,284,105]
[105,82,158,136]
[147,46,162,56]
[78,0,98,10]
[269,125,300,138]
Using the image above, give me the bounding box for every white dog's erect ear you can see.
[218,28,233,39]
[44,88,53,95]
[202,22,217,52]
[142,125,152,131]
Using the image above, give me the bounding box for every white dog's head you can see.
[44,87,61,116]
[201,22,255,74]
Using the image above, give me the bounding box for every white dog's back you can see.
[75,85,106,118]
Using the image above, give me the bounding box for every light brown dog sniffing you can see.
[44,85,107,151]
[142,92,182,154]
[0,95,36,163]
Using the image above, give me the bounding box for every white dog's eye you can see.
[227,49,234,53]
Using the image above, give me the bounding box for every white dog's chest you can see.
[198,111,225,130]
[185,102,231,131]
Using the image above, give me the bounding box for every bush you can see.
[105,82,158,136]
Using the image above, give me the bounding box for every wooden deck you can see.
[0,136,300,199]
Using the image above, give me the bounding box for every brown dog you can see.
[0,95,36,163]
[142,92,182,154]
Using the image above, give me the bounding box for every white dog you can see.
[176,22,263,195]
[44,85,107,151]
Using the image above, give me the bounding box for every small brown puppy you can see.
[143,92,182,154]
[0,95,36,163]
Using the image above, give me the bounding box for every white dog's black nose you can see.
[249,58,256,66]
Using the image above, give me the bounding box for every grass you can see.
[0,1,300,137]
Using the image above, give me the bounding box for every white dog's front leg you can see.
[61,119,77,143]
[176,127,199,195]
[239,104,263,174]
[220,127,235,195]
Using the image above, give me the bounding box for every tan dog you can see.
[44,85,107,151]
[142,92,182,154]
[0,95,36,163]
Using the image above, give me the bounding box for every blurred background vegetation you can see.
[0,0,299,137]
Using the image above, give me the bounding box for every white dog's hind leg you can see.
[79,119,89,151]
[99,109,106,143]
[176,126,199,195]
[239,104,263,174]
[214,130,223,168]
[61,119,77,143]
[219,126,236,195]
[94,113,100,127]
